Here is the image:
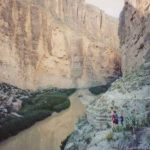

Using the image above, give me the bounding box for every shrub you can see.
[60,134,71,150]
[89,84,110,95]
[147,112,150,125]
[85,137,92,144]
[20,94,70,114]
[61,89,76,96]
[0,110,51,141]
[106,131,114,141]
[125,116,137,131]
[53,101,70,112]
[112,125,126,132]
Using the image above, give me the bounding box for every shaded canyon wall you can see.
[119,0,150,75]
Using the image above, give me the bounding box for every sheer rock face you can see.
[119,0,150,75]
[0,0,120,90]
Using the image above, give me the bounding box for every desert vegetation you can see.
[0,86,76,141]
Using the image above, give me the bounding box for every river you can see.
[0,92,85,150]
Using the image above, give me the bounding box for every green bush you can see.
[20,94,70,114]
[89,84,110,95]
[60,89,76,96]
[125,115,139,130]
[0,110,51,141]
[53,101,70,112]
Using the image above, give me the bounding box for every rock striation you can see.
[0,0,120,90]
[119,0,150,75]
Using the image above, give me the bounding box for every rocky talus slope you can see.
[64,0,150,150]
[0,83,31,119]
[0,0,121,90]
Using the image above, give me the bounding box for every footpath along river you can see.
[0,92,85,150]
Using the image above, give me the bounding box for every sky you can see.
[86,0,124,18]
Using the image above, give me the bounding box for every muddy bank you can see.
[0,92,85,150]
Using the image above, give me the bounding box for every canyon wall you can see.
[119,0,150,75]
[0,0,120,90]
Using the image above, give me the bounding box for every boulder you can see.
[12,99,22,112]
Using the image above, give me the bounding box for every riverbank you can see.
[0,83,76,141]
[0,91,85,150]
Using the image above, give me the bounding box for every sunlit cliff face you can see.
[0,0,121,90]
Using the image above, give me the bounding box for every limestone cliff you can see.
[119,0,150,75]
[0,0,120,90]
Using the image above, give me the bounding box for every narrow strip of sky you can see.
[86,0,124,18]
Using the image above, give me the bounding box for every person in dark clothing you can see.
[111,111,118,127]
[114,111,118,124]
[119,113,124,125]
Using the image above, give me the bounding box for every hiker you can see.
[111,111,118,127]
[119,113,124,126]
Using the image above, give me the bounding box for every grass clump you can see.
[112,126,126,132]
[106,131,114,141]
